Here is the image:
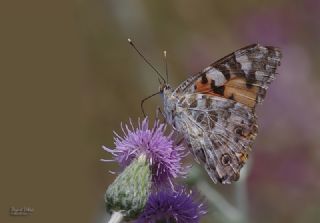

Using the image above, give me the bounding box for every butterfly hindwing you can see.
[176,93,257,183]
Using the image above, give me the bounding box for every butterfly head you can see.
[159,83,172,95]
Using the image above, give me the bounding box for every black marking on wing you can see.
[211,80,225,95]
[174,44,281,107]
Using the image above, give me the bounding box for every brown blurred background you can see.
[1,0,320,223]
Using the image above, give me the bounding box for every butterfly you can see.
[129,40,281,184]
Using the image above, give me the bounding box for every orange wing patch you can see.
[194,75,258,108]
[224,77,258,108]
[194,74,221,97]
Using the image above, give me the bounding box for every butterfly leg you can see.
[156,106,166,122]
[176,136,187,147]
[156,106,179,131]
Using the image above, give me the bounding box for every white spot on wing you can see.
[255,46,268,59]
[255,71,268,81]
[255,71,265,76]
[206,68,226,86]
[235,54,252,72]
[255,53,264,59]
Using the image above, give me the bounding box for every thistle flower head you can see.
[135,188,207,223]
[102,117,186,186]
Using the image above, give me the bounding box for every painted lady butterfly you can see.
[129,40,281,184]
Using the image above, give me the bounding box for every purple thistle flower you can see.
[102,117,187,186]
[135,188,207,223]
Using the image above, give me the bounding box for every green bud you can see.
[105,155,151,221]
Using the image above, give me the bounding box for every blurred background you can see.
[1,0,320,223]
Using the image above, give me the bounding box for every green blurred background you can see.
[1,0,320,223]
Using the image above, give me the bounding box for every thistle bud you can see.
[105,155,151,220]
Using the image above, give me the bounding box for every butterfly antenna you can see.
[128,38,166,83]
[164,50,169,83]
[140,92,161,117]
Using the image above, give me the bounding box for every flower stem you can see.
[197,180,242,222]
[234,158,253,223]
[108,212,124,223]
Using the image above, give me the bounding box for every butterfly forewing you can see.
[174,44,281,108]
